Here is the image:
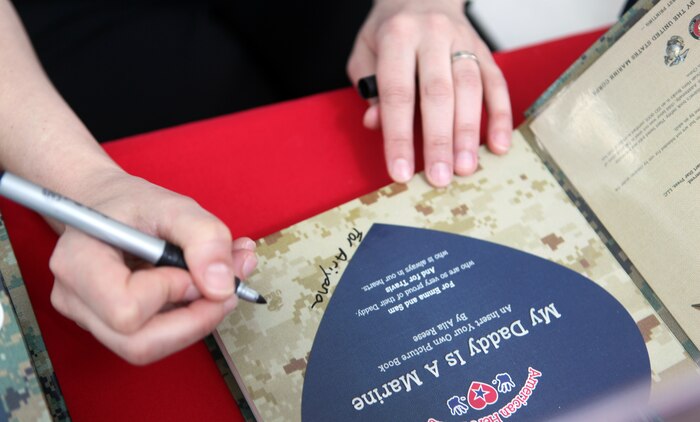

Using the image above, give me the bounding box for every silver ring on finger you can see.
[451,51,479,65]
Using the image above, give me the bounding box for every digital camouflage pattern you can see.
[0,273,51,422]
[0,215,70,421]
[215,133,698,422]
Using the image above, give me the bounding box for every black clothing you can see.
[13,1,372,141]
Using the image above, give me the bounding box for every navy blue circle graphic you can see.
[301,224,650,421]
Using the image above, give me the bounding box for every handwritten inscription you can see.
[311,228,363,309]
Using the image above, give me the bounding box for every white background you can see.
[469,0,629,50]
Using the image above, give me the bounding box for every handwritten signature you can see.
[311,228,363,309]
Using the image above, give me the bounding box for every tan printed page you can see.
[216,133,694,422]
[530,1,700,346]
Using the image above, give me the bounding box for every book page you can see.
[215,134,694,422]
[530,1,700,347]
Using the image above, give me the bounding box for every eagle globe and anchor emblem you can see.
[665,35,689,67]
[665,13,700,67]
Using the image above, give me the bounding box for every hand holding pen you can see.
[0,171,264,364]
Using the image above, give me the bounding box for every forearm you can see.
[0,0,121,201]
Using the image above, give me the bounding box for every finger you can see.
[51,266,194,330]
[50,232,193,333]
[232,236,257,277]
[50,278,79,324]
[156,201,236,300]
[232,237,256,252]
[111,298,235,364]
[178,237,257,303]
[479,45,513,155]
[418,35,456,187]
[363,103,381,130]
[347,38,377,88]
[132,297,236,364]
[182,281,202,303]
[451,46,484,176]
[376,18,418,183]
[55,283,235,365]
[232,246,257,280]
[348,39,383,131]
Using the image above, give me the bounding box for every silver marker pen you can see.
[0,171,266,304]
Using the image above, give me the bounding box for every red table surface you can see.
[2,29,605,421]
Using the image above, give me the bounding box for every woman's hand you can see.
[348,0,513,187]
[47,170,257,364]
[0,0,258,365]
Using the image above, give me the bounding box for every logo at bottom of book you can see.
[427,367,542,422]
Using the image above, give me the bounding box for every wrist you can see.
[7,143,123,204]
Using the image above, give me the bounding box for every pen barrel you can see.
[157,242,188,270]
[0,172,166,263]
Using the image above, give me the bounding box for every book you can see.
[0,217,69,421]
[215,1,700,420]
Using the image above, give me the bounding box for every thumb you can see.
[157,202,236,301]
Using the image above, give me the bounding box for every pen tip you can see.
[693,304,700,309]
[257,296,267,305]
